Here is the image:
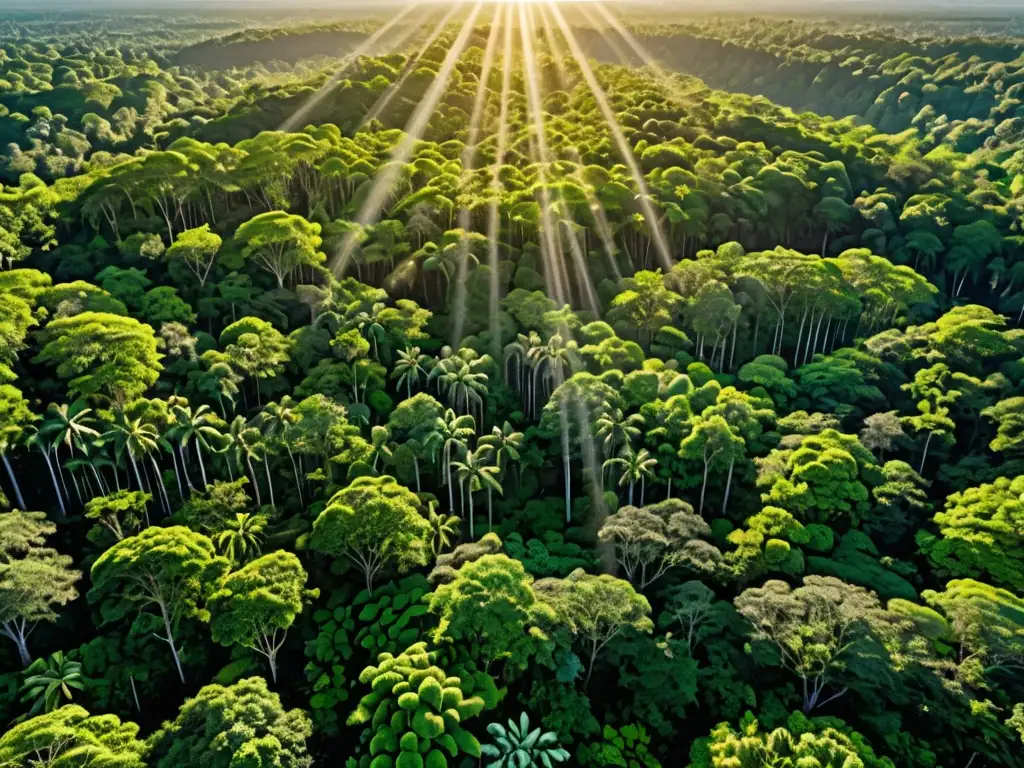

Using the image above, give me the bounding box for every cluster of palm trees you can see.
[597,408,658,507]
[27,396,299,524]
[503,332,575,419]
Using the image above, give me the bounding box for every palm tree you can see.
[452,449,502,540]
[503,331,542,405]
[207,361,241,419]
[215,512,267,563]
[426,501,460,557]
[40,401,100,505]
[256,399,301,507]
[424,409,475,514]
[478,421,524,492]
[102,412,170,518]
[19,651,85,719]
[168,403,224,490]
[436,358,489,424]
[604,448,657,506]
[530,335,573,415]
[392,346,429,400]
[223,416,265,508]
[25,428,66,517]
[596,409,645,479]
[65,443,111,500]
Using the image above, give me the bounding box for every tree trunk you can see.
[2,454,26,510]
[158,600,186,684]
[178,446,194,491]
[467,484,475,540]
[268,649,278,684]
[584,638,599,688]
[722,457,735,515]
[919,431,934,474]
[286,445,303,508]
[197,444,209,488]
[129,456,150,526]
[246,457,262,507]
[40,449,66,517]
[169,447,185,501]
[699,460,709,514]
[149,457,172,516]
[447,453,455,514]
[793,306,808,367]
[1,619,32,667]
[263,456,275,509]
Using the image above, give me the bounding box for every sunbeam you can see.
[331,1,485,276]
[573,0,635,68]
[450,7,505,348]
[591,0,695,109]
[547,0,675,272]
[360,3,463,129]
[518,1,569,308]
[486,2,515,362]
[535,1,621,288]
[279,2,421,132]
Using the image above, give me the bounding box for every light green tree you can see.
[208,551,318,684]
[309,475,431,595]
[88,526,228,684]
[534,568,653,687]
[0,510,80,667]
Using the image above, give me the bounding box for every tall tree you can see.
[735,576,894,713]
[235,210,324,288]
[148,677,312,768]
[598,499,722,590]
[308,475,430,595]
[89,526,228,684]
[0,510,80,667]
[208,551,317,683]
[534,568,653,687]
[166,224,221,289]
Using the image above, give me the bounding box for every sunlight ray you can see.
[280,2,421,132]
[536,2,621,285]
[518,1,569,308]
[360,3,464,129]
[330,1,485,276]
[591,1,695,108]
[547,0,675,272]
[450,6,505,348]
[485,2,515,361]
[522,4,607,529]
[574,0,634,68]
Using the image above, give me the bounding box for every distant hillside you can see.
[171,24,370,69]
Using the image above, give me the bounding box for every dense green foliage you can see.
[1,3,1024,766]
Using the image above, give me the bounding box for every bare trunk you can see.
[157,600,186,684]
[721,457,735,516]
[2,454,26,510]
[699,460,709,514]
[263,456,276,508]
[1,619,33,667]
[919,431,934,474]
[246,457,262,507]
[40,449,66,516]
